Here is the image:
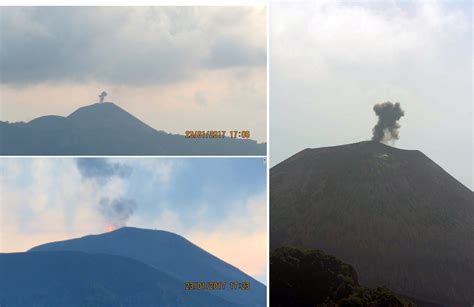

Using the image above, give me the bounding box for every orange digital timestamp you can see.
[184,130,251,139]
[184,281,227,290]
[184,281,251,290]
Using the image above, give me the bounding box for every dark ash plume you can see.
[99,91,107,103]
[372,102,405,143]
[99,197,137,228]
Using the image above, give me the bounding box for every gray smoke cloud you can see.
[76,158,131,182]
[372,102,405,143]
[99,197,137,228]
[99,91,107,103]
[75,158,136,229]
[1,8,265,87]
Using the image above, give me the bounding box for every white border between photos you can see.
[265,2,270,300]
[0,0,267,5]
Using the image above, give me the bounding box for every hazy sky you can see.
[0,157,267,283]
[271,0,472,189]
[0,6,266,142]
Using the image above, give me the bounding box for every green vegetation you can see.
[270,141,474,304]
[270,246,415,307]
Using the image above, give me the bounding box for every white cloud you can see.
[271,0,472,188]
[0,158,267,283]
[0,159,129,252]
[152,208,183,234]
[0,7,267,142]
[1,7,266,86]
[188,193,267,281]
[142,192,267,282]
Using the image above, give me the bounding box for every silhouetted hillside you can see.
[29,227,266,307]
[0,102,265,155]
[270,246,415,307]
[270,141,473,306]
[0,251,237,307]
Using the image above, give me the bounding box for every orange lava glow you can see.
[106,224,115,232]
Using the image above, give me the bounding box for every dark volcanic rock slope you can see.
[29,227,266,307]
[270,141,474,306]
[0,251,237,307]
[0,102,265,155]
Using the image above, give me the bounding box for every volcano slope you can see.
[0,102,265,155]
[0,251,237,307]
[29,227,266,307]
[270,141,473,306]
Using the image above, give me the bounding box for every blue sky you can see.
[121,158,266,228]
[0,157,267,282]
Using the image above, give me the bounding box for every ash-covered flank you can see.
[271,141,473,306]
